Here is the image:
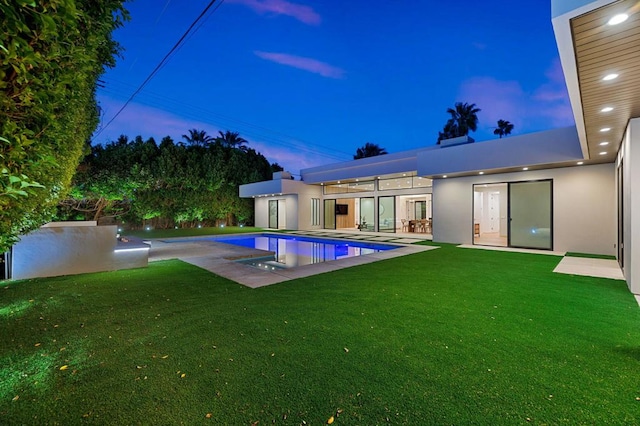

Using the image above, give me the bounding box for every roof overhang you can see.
[301,147,434,184]
[239,178,310,198]
[417,127,583,177]
[552,0,640,162]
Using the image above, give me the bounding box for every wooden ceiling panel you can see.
[571,0,640,161]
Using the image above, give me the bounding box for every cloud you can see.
[254,51,346,79]
[456,59,574,137]
[229,0,321,25]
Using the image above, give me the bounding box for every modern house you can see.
[240,0,639,296]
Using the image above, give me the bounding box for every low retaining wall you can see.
[11,224,149,280]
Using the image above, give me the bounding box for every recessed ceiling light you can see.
[442,175,447,178]
[601,106,614,113]
[479,172,484,175]
[577,161,584,165]
[608,13,629,26]
[600,127,611,132]
[599,141,609,146]
[337,180,340,184]
[602,73,619,81]
[523,167,529,171]
[599,152,608,155]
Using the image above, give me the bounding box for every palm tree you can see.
[446,102,481,137]
[354,142,388,159]
[181,129,214,147]
[215,130,248,151]
[493,119,514,138]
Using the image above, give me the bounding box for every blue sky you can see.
[95,0,574,175]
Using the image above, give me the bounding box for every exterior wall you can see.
[618,118,640,294]
[12,224,149,280]
[293,183,323,230]
[433,164,615,255]
[253,197,270,228]
[254,196,299,229]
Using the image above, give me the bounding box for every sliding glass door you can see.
[378,196,395,233]
[509,180,553,250]
[473,179,553,250]
[324,199,336,229]
[360,197,374,231]
[268,200,278,229]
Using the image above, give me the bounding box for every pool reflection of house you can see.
[240,0,640,296]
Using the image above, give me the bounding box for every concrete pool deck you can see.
[147,234,437,288]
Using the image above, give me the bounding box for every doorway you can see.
[473,180,553,250]
[473,183,507,247]
[268,199,287,229]
[617,160,624,269]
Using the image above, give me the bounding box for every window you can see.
[311,198,320,226]
[324,180,375,194]
[379,176,432,191]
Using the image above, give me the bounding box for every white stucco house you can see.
[240,0,640,295]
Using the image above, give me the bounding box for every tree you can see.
[182,129,214,147]
[493,119,514,138]
[436,102,481,144]
[59,130,273,228]
[437,120,458,144]
[446,102,481,136]
[215,130,248,151]
[354,142,388,159]
[0,0,128,251]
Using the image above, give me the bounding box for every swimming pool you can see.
[185,233,397,269]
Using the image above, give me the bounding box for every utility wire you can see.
[98,80,354,161]
[95,0,225,138]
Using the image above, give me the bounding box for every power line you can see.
[95,0,225,138]
[98,80,353,161]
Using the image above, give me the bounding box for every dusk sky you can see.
[95,0,574,175]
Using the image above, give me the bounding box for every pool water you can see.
[215,234,397,269]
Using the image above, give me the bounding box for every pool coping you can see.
[146,232,438,288]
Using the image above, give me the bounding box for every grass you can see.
[1,245,639,424]
[565,252,617,260]
[124,226,262,239]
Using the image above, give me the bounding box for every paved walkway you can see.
[458,243,625,281]
[148,234,436,288]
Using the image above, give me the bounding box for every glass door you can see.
[359,197,374,231]
[509,180,552,250]
[268,200,278,229]
[378,196,395,233]
[324,199,336,229]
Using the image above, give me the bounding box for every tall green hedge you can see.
[0,0,127,251]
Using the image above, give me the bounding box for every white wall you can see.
[12,224,148,280]
[433,164,615,255]
[618,118,640,294]
[251,182,322,230]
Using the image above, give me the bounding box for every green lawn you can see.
[1,245,639,424]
